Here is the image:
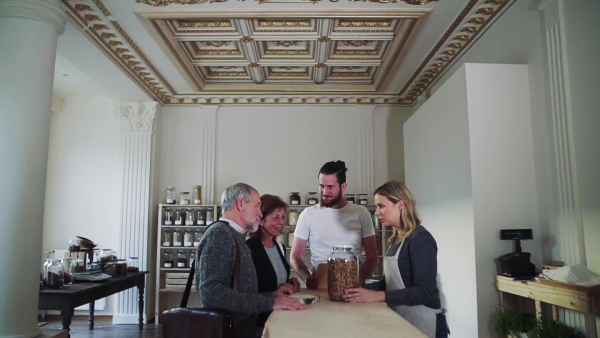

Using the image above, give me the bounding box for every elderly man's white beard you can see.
[248,222,259,233]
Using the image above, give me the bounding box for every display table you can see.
[495,275,600,338]
[262,288,426,337]
[39,271,148,334]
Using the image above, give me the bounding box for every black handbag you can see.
[163,223,240,338]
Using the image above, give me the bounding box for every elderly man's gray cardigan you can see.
[195,221,274,337]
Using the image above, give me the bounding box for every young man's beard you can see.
[320,190,342,208]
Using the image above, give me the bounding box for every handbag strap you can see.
[180,221,241,308]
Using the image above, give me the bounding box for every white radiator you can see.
[75,298,106,311]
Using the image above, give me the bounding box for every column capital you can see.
[538,0,555,10]
[0,0,67,35]
[118,102,158,132]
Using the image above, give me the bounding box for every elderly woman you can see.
[246,194,301,327]
[343,181,449,338]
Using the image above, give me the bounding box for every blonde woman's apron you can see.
[384,241,441,338]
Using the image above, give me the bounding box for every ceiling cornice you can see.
[61,0,515,106]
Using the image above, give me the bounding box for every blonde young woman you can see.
[343,181,449,338]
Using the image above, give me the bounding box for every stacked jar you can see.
[327,245,359,301]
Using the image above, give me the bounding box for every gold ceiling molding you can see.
[135,0,438,4]
[61,0,515,106]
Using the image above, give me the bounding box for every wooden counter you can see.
[262,288,426,338]
[495,275,600,338]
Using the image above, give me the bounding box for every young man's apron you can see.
[384,240,442,338]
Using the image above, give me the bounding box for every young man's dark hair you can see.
[318,160,347,184]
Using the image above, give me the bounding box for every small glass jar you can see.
[164,187,177,204]
[176,250,187,268]
[174,208,184,225]
[185,208,195,225]
[195,209,205,225]
[358,194,369,205]
[344,194,356,204]
[189,250,196,268]
[162,229,173,247]
[206,210,214,225]
[180,192,191,205]
[164,208,173,225]
[288,210,299,226]
[46,259,64,289]
[289,192,301,205]
[183,230,193,247]
[115,259,127,275]
[193,231,202,247]
[193,185,202,205]
[99,249,117,267]
[306,192,319,205]
[163,250,173,268]
[172,229,182,247]
[42,258,52,286]
[61,258,72,284]
[127,257,140,272]
[327,245,359,301]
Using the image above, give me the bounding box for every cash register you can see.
[495,229,536,279]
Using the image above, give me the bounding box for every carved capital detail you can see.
[118,102,158,132]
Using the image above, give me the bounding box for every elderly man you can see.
[196,182,306,338]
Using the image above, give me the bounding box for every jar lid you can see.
[291,192,300,194]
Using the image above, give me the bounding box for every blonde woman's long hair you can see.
[374,181,422,244]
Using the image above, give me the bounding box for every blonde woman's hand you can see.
[342,287,385,303]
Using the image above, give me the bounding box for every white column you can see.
[0,1,66,337]
[201,106,218,204]
[539,0,585,266]
[113,102,158,324]
[357,106,375,203]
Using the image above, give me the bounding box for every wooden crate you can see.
[166,272,195,291]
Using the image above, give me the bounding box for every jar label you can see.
[184,241,192,246]
[166,199,174,203]
[177,262,186,268]
[197,220,205,225]
[175,220,182,225]
[164,221,172,225]
[162,242,171,246]
[173,241,182,246]
[164,262,172,268]
[185,221,194,225]
[359,200,368,205]
[193,241,200,246]
[291,201,299,205]
[347,201,354,204]
[308,200,317,205]
[193,199,201,204]
[180,200,189,205]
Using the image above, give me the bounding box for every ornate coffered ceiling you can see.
[59,0,516,105]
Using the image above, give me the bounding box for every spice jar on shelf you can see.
[162,229,173,247]
[193,185,202,205]
[327,245,359,301]
[193,231,202,247]
[46,259,64,289]
[164,208,173,225]
[163,250,173,268]
[180,192,191,205]
[195,209,205,225]
[172,229,182,247]
[344,194,356,204]
[358,194,369,205]
[185,208,195,225]
[288,210,299,226]
[183,230,193,247]
[289,192,301,205]
[174,209,184,225]
[189,250,196,268]
[306,192,319,205]
[177,250,187,268]
[205,210,214,225]
[164,187,177,204]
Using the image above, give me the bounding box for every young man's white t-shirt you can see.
[293,203,375,269]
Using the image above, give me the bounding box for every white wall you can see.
[43,94,122,315]
[404,64,540,337]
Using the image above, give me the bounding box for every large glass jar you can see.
[164,187,177,204]
[46,259,64,289]
[162,229,173,247]
[327,245,359,301]
[205,210,214,225]
[193,185,202,205]
[174,208,184,225]
[195,208,205,225]
[183,230,193,247]
[71,258,86,274]
[193,230,202,247]
[288,210,299,226]
[163,250,173,268]
[172,229,182,247]
[127,257,139,272]
[164,208,173,225]
[99,249,117,267]
[289,192,301,205]
[180,192,191,205]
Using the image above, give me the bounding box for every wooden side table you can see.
[495,275,600,338]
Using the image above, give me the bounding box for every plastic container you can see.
[46,259,64,289]
[164,187,177,204]
[327,245,359,301]
[193,185,202,205]
[289,192,301,205]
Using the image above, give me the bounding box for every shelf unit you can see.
[154,203,219,323]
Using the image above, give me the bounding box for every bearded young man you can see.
[196,182,305,338]
[290,161,378,289]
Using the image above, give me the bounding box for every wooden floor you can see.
[40,316,162,338]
